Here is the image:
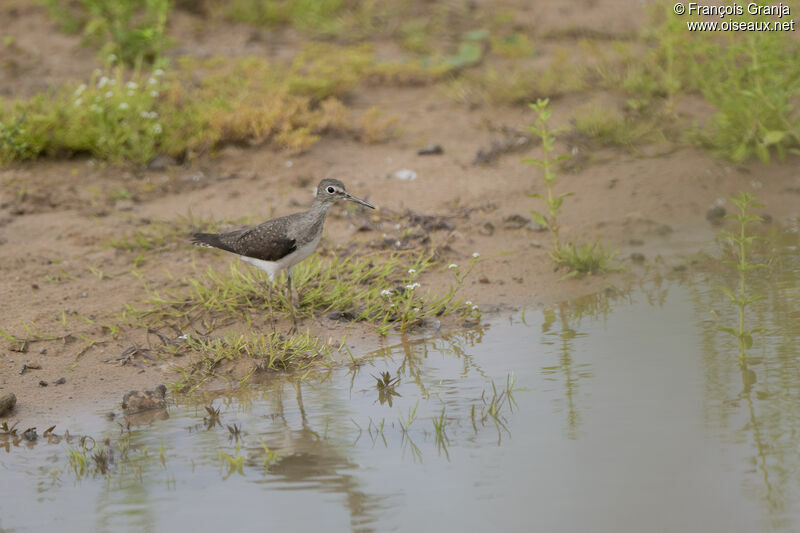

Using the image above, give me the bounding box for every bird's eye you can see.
[326,186,335,193]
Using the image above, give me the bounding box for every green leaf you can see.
[716,285,736,302]
[528,193,543,200]
[530,210,547,227]
[717,325,738,337]
[522,157,545,167]
[762,130,786,146]
[741,332,753,350]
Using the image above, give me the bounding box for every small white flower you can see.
[408,269,416,274]
[73,98,83,107]
[98,76,109,88]
[105,91,113,98]
[380,289,393,296]
[107,53,117,62]
[465,300,472,306]
[148,77,158,85]
[126,81,138,89]
[406,282,420,290]
[74,83,87,96]
[154,68,165,76]
[150,91,159,98]
[153,123,163,134]
[118,102,129,110]
[472,305,479,311]
[448,263,458,269]
[472,252,480,258]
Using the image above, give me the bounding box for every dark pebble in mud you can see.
[417,144,443,156]
[55,377,66,385]
[39,380,48,387]
[630,252,646,263]
[327,311,358,322]
[122,385,167,414]
[706,205,726,225]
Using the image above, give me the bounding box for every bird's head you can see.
[315,178,375,209]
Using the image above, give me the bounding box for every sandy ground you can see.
[2,2,799,428]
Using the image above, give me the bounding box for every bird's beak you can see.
[345,193,375,209]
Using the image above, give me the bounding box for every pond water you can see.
[1,228,798,533]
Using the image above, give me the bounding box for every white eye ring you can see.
[326,186,335,193]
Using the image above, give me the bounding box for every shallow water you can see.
[1,230,798,533]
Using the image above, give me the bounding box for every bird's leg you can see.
[286,271,298,333]
[260,278,277,336]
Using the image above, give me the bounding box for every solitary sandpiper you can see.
[192,178,375,328]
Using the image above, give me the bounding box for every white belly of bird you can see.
[238,234,321,282]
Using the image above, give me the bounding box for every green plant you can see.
[572,103,662,150]
[550,241,621,277]
[524,98,572,251]
[525,99,620,276]
[716,192,768,363]
[122,249,477,337]
[85,0,171,64]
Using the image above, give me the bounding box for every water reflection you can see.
[539,289,630,439]
[688,226,800,529]
[0,225,799,532]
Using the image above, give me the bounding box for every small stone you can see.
[530,241,543,249]
[31,283,39,290]
[393,169,417,180]
[0,392,16,416]
[24,362,40,369]
[22,428,37,442]
[417,144,443,156]
[39,348,47,355]
[630,252,646,263]
[122,384,167,414]
[706,205,726,225]
[761,214,773,224]
[478,276,490,284]
[54,377,66,385]
[39,380,48,387]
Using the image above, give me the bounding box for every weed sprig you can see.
[716,192,768,363]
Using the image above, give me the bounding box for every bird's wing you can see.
[193,219,297,262]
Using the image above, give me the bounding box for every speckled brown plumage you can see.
[192,178,374,271]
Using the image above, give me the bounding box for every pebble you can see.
[706,205,726,225]
[417,144,443,156]
[393,169,417,180]
[0,392,16,416]
[630,252,646,263]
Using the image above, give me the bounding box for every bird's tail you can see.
[192,232,222,249]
